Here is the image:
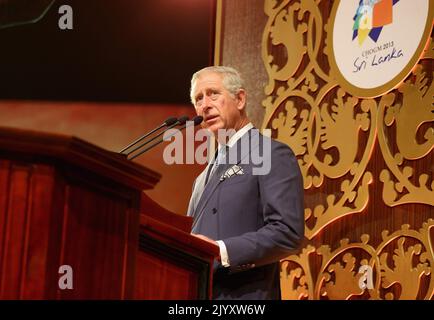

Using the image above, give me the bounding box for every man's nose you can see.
[201,95,213,111]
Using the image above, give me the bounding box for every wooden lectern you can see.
[0,127,218,299]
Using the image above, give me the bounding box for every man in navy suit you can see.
[187,66,304,300]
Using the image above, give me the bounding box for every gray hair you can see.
[190,66,245,105]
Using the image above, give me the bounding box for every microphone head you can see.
[177,115,190,125]
[164,116,178,126]
[192,115,203,126]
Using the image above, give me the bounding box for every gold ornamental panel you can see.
[280,219,434,300]
[261,0,434,239]
[260,0,433,299]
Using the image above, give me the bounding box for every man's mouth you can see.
[205,115,218,123]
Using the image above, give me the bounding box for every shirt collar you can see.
[218,122,254,149]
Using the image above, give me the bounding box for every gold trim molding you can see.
[214,0,223,66]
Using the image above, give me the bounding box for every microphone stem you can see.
[129,124,187,160]
[119,124,165,153]
[125,122,180,156]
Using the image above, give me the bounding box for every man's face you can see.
[193,72,245,136]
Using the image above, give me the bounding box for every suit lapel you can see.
[187,163,211,217]
[191,129,260,230]
[191,164,226,232]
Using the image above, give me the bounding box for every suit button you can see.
[212,208,217,214]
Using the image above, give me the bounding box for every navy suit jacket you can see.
[187,128,304,299]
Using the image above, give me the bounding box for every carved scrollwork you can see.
[378,64,434,207]
[262,0,433,299]
[263,0,433,233]
[280,220,434,300]
[262,0,378,238]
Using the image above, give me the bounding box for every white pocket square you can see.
[220,165,244,181]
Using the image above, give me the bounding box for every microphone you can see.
[119,116,178,154]
[125,115,190,158]
[128,115,203,160]
[123,116,189,156]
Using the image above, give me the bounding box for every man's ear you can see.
[236,89,246,111]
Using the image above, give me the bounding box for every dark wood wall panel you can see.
[217,0,269,128]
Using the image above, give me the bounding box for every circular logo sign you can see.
[328,0,433,97]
